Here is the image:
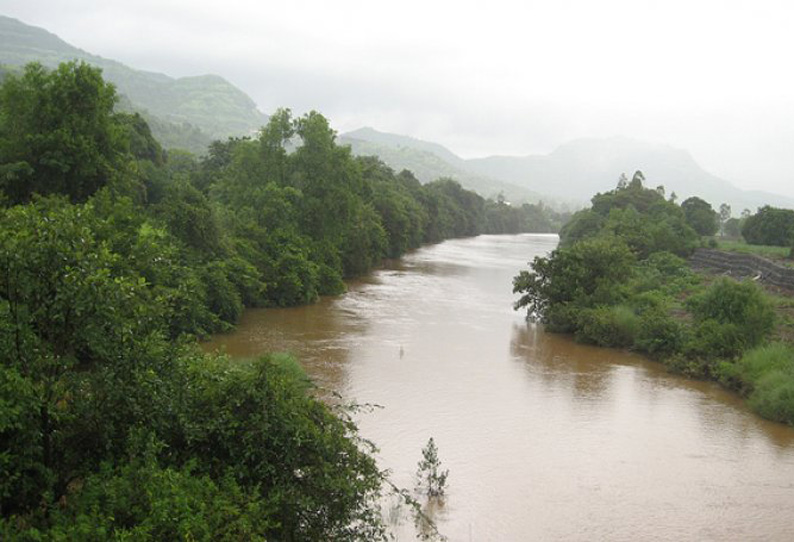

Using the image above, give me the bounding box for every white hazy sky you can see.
[3,0,794,197]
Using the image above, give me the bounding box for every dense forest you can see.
[514,173,794,425]
[0,61,569,539]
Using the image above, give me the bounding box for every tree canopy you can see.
[681,196,718,236]
[0,61,127,204]
[741,205,794,246]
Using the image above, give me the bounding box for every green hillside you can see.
[0,16,267,154]
[340,129,547,205]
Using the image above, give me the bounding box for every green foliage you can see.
[0,197,165,514]
[631,251,700,296]
[0,202,389,537]
[0,61,127,204]
[728,343,794,425]
[0,16,267,154]
[483,199,562,234]
[513,236,635,331]
[741,205,794,247]
[560,179,697,257]
[0,63,471,539]
[171,354,387,541]
[686,278,775,353]
[558,209,605,247]
[634,307,685,356]
[4,455,273,541]
[681,196,719,236]
[514,181,785,423]
[115,111,166,166]
[156,179,226,257]
[416,438,448,499]
[576,305,639,347]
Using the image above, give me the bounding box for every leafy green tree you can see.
[171,354,388,541]
[0,197,160,513]
[0,61,127,204]
[681,196,718,236]
[416,437,449,498]
[561,181,696,257]
[156,180,226,257]
[513,236,635,331]
[115,111,166,166]
[0,197,394,539]
[741,205,794,246]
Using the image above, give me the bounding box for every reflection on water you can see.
[206,234,794,541]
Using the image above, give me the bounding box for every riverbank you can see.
[207,234,794,541]
[513,180,794,426]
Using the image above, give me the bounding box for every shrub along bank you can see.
[514,176,793,425]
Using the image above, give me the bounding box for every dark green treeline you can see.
[2,61,566,338]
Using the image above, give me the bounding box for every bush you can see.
[663,353,719,379]
[576,305,639,347]
[2,455,273,541]
[686,278,775,351]
[684,319,746,360]
[201,262,243,326]
[170,354,386,541]
[634,307,685,356]
[735,344,794,424]
[741,206,794,246]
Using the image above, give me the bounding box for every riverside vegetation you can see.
[514,173,794,425]
[0,61,570,539]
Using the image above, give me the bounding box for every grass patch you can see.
[733,343,794,424]
[714,239,792,263]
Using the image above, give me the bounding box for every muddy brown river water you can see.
[204,234,794,541]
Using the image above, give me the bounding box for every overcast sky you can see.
[3,0,794,197]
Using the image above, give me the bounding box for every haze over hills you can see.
[2,14,792,212]
[343,128,794,213]
[0,16,267,154]
[340,128,550,205]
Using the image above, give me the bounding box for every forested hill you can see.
[340,128,549,206]
[0,16,267,154]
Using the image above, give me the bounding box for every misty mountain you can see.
[340,128,549,205]
[0,16,267,154]
[343,128,794,213]
[466,137,794,212]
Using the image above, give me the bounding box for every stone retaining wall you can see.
[689,248,794,290]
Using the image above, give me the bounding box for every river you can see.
[203,234,794,541]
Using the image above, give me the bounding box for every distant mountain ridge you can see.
[342,129,794,212]
[3,16,790,211]
[0,16,267,154]
[339,129,551,206]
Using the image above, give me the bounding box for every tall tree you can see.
[681,196,718,236]
[719,203,732,236]
[0,61,127,204]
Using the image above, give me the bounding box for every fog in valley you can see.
[4,0,794,201]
